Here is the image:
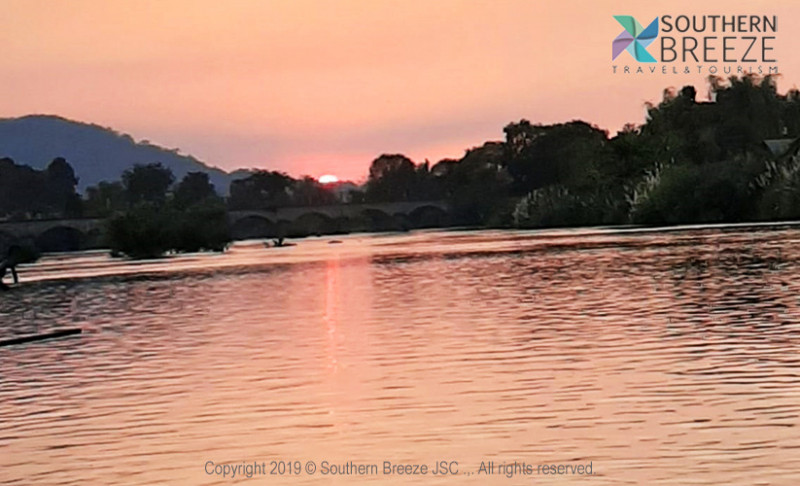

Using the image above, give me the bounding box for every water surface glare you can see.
[2,228,800,485]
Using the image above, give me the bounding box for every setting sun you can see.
[318,174,339,184]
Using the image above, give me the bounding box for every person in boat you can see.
[0,245,21,291]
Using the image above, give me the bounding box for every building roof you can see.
[764,138,797,157]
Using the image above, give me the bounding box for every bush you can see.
[107,204,172,258]
[630,159,762,225]
[754,158,800,220]
[171,203,231,252]
[107,201,230,258]
[512,186,616,228]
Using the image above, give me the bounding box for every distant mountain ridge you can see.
[0,115,247,194]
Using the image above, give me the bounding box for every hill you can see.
[0,115,240,193]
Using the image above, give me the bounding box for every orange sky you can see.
[2,0,799,181]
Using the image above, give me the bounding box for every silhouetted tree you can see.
[365,154,418,202]
[45,157,81,216]
[121,163,175,205]
[0,157,81,219]
[228,170,293,210]
[441,142,512,225]
[504,121,610,194]
[292,176,336,206]
[84,181,126,217]
[173,171,218,209]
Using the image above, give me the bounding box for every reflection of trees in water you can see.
[385,231,800,358]
[660,235,798,351]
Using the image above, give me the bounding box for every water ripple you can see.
[2,228,800,484]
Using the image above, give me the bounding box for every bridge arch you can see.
[409,205,449,228]
[0,230,17,252]
[359,208,401,232]
[288,212,337,237]
[230,215,277,240]
[392,213,412,231]
[35,226,85,253]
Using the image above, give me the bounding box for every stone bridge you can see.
[0,218,105,253]
[228,201,450,239]
[0,201,451,252]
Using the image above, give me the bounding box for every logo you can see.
[612,16,659,63]
[611,14,779,75]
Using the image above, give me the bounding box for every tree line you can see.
[0,157,82,219]
[3,74,800,256]
[361,75,800,228]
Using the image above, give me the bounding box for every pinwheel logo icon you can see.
[612,16,659,63]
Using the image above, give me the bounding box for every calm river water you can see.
[2,227,800,485]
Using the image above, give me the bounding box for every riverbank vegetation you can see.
[105,165,230,258]
[357,75,800,228]
[3,74,800,257]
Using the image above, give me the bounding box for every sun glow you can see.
[319,174,339,184]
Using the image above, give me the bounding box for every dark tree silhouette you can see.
[121,163,175,205]
[228,170,293,210]
[0,157,81,219]
[504,121,610,194]
[84,181,126,217]
[45,157,81,216]
[292,176,336,206]
[365,154,418,202]
[173,172,218,209]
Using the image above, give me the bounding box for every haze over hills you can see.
[0,115,245,194]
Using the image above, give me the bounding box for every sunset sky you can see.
[3,0,798,181]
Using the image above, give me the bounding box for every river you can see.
[2,226,799,485]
